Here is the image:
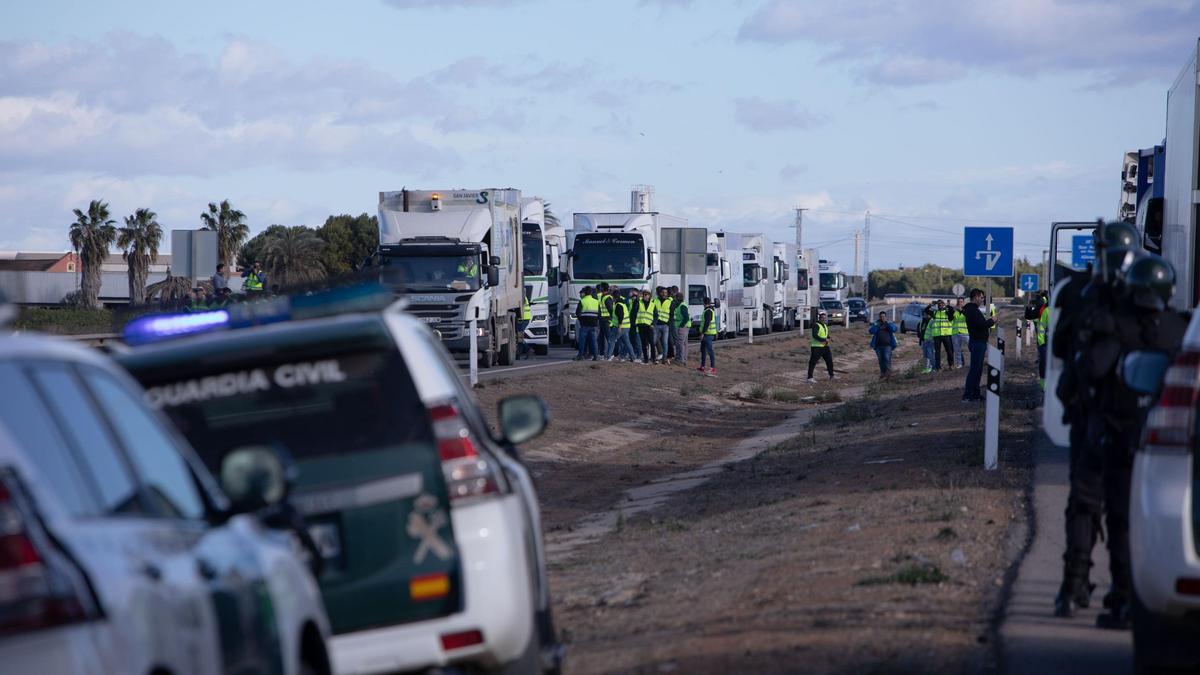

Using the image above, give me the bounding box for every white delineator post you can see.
[984,343,1002,471]
[748,308,755,344]
[1015,320,1022,359]
[469,314,479,387]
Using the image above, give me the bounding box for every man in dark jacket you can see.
[961,288,995,401]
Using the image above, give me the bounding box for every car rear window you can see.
[141,348,434,470]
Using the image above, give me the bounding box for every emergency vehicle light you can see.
[123,310,230,345]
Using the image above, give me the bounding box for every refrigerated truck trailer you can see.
[1161,38,1200,309]
[377,188,523,367]
[772,241,799,331]
[797,247,819,330]
[742,234,775,334]
[520,198,556,355]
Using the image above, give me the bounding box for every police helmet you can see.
[1094,220,1141,280]
[1123,254,1175,311]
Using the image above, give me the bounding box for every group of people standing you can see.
[573,283,719,375]
[916,298,974,373]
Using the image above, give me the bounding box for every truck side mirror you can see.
[490,256,501,266]
[559,271,570,282]
[486,267,500,287]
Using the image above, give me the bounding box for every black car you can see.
[846,298,870,323]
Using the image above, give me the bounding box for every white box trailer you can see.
[712,231,744,337]
[1162,38,1200,309]
[377,188,523,367]
[796,247,819,330]
[519,198,557,355]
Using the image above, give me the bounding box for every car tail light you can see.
[440,629,484,651]
[428,404,504,502]
[1144,352,1200,454]
[0,470,96,636]
[1177,578,1200,596]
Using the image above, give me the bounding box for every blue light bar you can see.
[123,309,230,345]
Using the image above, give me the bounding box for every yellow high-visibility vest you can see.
[932,309,953,337]
[811,322,829,347]
[636,300,654,325]
[703,308,718,336]
[521,296,532,321]
[578,295,600,318]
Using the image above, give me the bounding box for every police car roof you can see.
[116,310,405,376]
[0,333,124,370]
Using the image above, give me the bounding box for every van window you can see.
[145,349,434,471]
[0,363,96,517]
[29,364,143,515]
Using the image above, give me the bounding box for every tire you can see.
[499,316,517,366]
[480,318,496,369]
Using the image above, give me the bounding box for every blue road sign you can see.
[963,227,1014,277]
[1072,235,1095,269]
[1019,273,1039,292]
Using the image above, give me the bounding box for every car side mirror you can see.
[486,267,500,287]
[498,395,548,445]
[1120,350,1171,396]
[220,445,292,514]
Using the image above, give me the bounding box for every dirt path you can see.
[475,319,1039,673]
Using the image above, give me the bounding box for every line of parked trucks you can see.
[374,186,856,365]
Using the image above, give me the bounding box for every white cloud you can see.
[738,0,1200,86]
[734,97,827,132]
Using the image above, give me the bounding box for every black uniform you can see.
[1053,271,1110,614]
[1084,297,1188,615]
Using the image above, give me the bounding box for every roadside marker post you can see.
[748,309,754,344]
[997,326,1006,390]
[469,314,479,387]
[984,343,1002,471]
[1014,320,1022,359]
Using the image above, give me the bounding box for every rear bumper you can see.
[0,623,122,675]
[331,495,536,675]
[1131,452,1200,617]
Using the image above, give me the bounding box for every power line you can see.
[806,208,1047,226]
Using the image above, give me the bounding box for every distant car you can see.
[819,300,847,325]
[1121,328,1200,673]
[846,298,870,323]
[117,288,562,675]
[0,335,332,675]
[899,302,925,333]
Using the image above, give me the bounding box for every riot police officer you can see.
[1083,254,1188,628]
[1053,220,1140,618]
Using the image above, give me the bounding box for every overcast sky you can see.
[2,0,1196,269]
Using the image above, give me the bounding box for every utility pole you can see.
[793,207,806,250]
[864,210,871,299]
[853,230,861,277]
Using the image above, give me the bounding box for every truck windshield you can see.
[142,349,434,468]
[572,233,644,280]
[797,268,809,290]
[522,223,545,275]
[379,254,481,292]
[742,263,758,286]
[820,273,843,291]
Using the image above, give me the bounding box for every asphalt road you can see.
[1000,435,1132,674]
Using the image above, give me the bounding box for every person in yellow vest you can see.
[806,311,836,382]
[597,282,613,357]
[699,296,718,376]
[609,289,635,362]
[931,299,955,372]
[952,297,970,368]
[672,292,691,366]
[652,286,672,364]
[1036,291,1050,390]
[635,289,656,364]
[573,286,600,361]
[241,261,266,295]
[516,294,532,360]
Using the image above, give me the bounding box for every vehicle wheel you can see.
[494,617,543,675]
[900,322,907,333]
[480,319,496,368]
[1132,591,1200,673]
[499,316,517,366]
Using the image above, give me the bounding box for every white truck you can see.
[796,247,820,330]
[1161,38,1200,309]
[520,198,558,355]
[568,188,705,339]
[710,231,745,338]
[742,233,776,334]
[377,188,523,367]
[544,216,567,345]
[818,260,849,303]
[771,241,800,331]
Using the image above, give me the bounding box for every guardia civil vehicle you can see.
[0,334,332,675]
[116,287,562,675]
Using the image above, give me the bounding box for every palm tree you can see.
[68,200,117,309]
[263,226,327,289]
[543,202,560,229]
[200,199,249,269]
[117,208,163,306]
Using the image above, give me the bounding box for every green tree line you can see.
[867,257,1041,299]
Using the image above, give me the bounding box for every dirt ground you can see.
[475,317,1038,674]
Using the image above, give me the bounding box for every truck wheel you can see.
[499,316,517,366]
[480,319,496,369]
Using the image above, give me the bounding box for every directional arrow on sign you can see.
[975,234,1002,271]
